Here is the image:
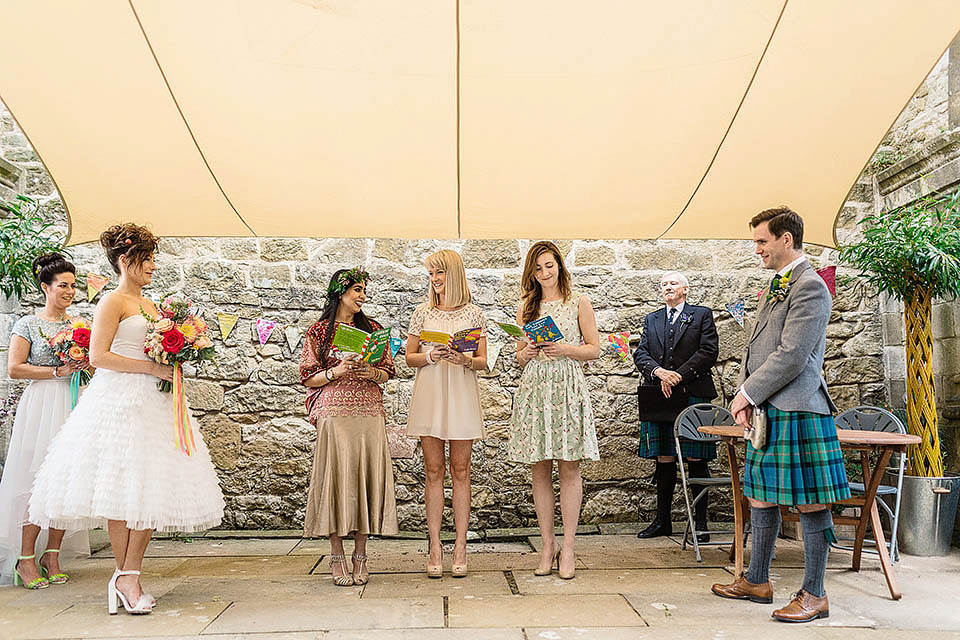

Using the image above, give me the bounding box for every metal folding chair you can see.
[674,403,740,562]
[832,405,906,562]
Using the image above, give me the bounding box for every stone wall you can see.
[0,117,886,531]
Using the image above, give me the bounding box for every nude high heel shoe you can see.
[108,570,153,614]
[451,542,467,578]
[534,548,560,576]
[557,549,576,580]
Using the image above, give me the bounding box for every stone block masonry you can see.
[0,230,885,531]
[0,93,889,530]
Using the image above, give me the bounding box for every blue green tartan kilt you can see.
[638,396,717,460]
[744,406,851,505]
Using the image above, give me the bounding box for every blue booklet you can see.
[523,316,563,344]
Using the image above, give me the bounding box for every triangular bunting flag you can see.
[85,273,108,302]
[486,341,505,369]
[607,331,631,361]
[817,265,837,297]
[725,300,745,328]
[284,326,303,353]
[256,318,278,346]
[390,336,404,358]
[217,312,239,341]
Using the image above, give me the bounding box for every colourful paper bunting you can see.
[284,326,303,353]
[85,273,108,302]
[217,312,239,341]
[725,300,745,327]
[256,319,277,346]
[817,265,837,297]
[486,341,505,369]
[390,336,404,358]
[607,331,630,361]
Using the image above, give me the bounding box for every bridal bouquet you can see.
[143,294,215,455]
[47,319,93,407]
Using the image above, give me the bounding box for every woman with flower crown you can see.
[300,267,398,587]
[0,253,91,589]
[28,224,224,615]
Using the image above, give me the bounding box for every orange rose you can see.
[67,345,85,361]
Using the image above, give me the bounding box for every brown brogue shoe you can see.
[772,590,829,623]
[711,574,773,604]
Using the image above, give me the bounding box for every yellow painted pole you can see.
[904,287,943,477]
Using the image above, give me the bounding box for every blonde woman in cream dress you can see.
[405,250,486,578]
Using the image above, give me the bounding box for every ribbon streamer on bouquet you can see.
[172,362,196,456]
[69,372,82,408]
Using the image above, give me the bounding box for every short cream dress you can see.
[405,303,485,441]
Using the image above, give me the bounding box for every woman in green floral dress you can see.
[508,241,600,579]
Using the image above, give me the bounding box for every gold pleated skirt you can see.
[304,414,399,538]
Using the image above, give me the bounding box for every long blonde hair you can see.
[521,241,571,324]
[426,249,472,308]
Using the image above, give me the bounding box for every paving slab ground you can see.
[2,527,959,639]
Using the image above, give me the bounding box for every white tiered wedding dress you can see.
[29,315,224,532]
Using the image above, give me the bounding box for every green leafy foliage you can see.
[0,195,68,299]
[839,188,960,302]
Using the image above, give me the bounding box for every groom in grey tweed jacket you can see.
[712,207,849,624]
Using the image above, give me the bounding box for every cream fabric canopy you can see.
[1,1,958,246]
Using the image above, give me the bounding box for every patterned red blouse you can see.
[299,319,396,422]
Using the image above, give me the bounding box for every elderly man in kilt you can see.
[712,207,850,623]
[633,271,719,541]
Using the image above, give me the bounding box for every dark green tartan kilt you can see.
[744,406,851,506]
[638,396,717,460]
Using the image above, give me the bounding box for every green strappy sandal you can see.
[13,554,50,590]
[39,549,69,584]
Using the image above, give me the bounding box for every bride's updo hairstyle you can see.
[99,223,159,274]
[32,252,76,292]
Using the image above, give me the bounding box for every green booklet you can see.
[332,324,392,363]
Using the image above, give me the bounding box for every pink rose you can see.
[154,318,174,333]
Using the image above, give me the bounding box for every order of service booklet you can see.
[496,317,564,344]
[332,324,392,363]
[418,327,483,353]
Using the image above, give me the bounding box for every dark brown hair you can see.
[749,206,803,249]
[520,241,571,324]
[32,252,75,292]
[99,223,159,274]
[317,268,375,364]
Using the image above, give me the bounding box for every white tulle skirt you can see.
[0,379,90,586]
[28,369,224,533]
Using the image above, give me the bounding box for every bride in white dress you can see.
[29,224,224,614]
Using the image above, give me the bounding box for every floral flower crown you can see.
[328,267,370,297]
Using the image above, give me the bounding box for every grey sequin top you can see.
[11,315,71,367]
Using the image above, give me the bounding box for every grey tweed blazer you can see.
[737,259,836,415]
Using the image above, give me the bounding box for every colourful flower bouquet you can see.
[47,319,93,407]
[143,294,215,455]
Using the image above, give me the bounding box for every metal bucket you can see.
[897,473,960,556]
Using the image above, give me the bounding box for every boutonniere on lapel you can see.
[678,312,694,325]
[766,270,793,304]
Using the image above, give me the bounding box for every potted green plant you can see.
[840,186,960,555]
[0,194,68,301]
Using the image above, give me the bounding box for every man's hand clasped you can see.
[730,391,754,428]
